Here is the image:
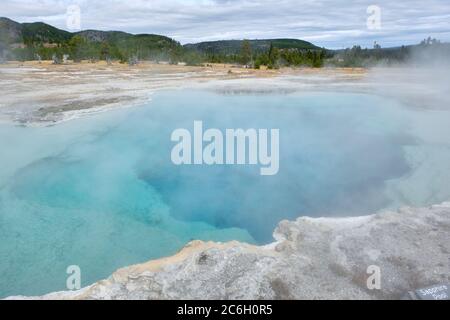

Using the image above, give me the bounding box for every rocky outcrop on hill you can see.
[7,202,450,300]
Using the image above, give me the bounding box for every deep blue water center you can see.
[0,90,416,297]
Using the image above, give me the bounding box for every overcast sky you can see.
[2,0,450,48]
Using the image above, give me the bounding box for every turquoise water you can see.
[0,90,445,297]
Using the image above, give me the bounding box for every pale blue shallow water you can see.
[0,89,436,297]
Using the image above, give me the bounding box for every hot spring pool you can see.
[1,89,450,297]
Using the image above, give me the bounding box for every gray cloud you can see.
[1,0,449,48]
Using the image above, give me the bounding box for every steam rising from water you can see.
[368,44,450,111]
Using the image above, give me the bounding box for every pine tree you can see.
[240,40,252,66]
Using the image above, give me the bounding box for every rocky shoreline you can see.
[8,202,449,300]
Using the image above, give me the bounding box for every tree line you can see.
[3,36,448,68]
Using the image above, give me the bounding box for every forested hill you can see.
[0,17,324,65]
[184,39,320,55]
[0,17,72,44]
[0,17,183,62]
